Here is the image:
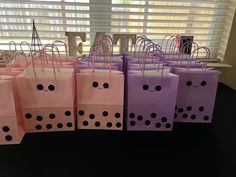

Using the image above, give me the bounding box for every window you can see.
[0,0,235,59]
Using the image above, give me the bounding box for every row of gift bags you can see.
[0,36,220,145]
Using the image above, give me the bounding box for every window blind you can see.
[0,0,235,59]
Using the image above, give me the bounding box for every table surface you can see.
[0,83,236,177]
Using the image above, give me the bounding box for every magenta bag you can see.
[16,52,75,133]
[0,72,25,144]
[126,56,179,131]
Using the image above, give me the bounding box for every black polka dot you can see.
[78,110,85,116]
[143,84,149,90]
[83,121,88,126]
[103,111,108,117]
[115,113,120,118]
[49,114,56,119]
[57,123,63,128]
[178,108,184,113]
[48,84,55,91]
[191,115,196,120]
[203,116,209,121]
[5,135,12,141]
[137,115,143,121]
[92,81,98,88]
[25,113,32,119]
[36,84,44,90]
[186,106,192,111]
[145,120,151,126]
[201,81,207,86]
[150,113,157,118]
[107,122,112,128]
[183,113,188,118]
[116,122,122,128]
[89,114,95,119]
[155,123,161,128]
[95,121,100,127]
[103,83,109,89]
[165,123,171,128]
[67,122,73,127]
[46,124,52,129]
[155,85,162,91]
[65,111,71,116]
[36,115,43,121]
[35,125,42,130]
[186,81,192,86]
[130,121,136,126]
[199,106,204,112]
[174,113,177,118]
[2,126,10,132]
[161,117,167,122]
[129,113,135,118]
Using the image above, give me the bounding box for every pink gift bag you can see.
[16,52,75,133]
[0,73,25,145]
[76,61,124,130]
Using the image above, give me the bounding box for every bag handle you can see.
[42,44,62,68]
[52,40,69,61]
[20,41,32,56]
[12,52,29,66]
[99,35,114,55]
[134,35,148,57]
[9,41,17,54]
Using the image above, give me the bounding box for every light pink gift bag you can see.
[0,73,25,145]
[77,52,124,130]
[16,52,75,133]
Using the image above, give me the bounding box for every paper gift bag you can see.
[127,64,179,131]
[173,68,219,123]
[77,69,124,130]
[0,74,25,144]
[16,53,75,133]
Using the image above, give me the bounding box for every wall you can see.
[221,11,236,90]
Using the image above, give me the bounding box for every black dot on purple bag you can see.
[49,114,56,119]
[201,81,207,86]
[66,122,73,127]
[107,122,112,128]
[155,85,162,91]
[46,124,52,129]
[36,115,43,121]
[103,83,109,89]
[186,81,192,87]
[145,120,151,126]
[2,126,10,132]
[155,123,161,128]
[161,117,167,122]
[83,121,88,126]
[116,122,121,128]
[48,84,55,91]
[78,110,85,116]
[183,113,188,119]
[203,116,209,121]
[165,123,171,129]
[130,121,136,126]
[35,125,42,130]
[102,111,108,117]
[5,135,12,141]
[137,115,143,121]
[92,81,98,88]
[65,111,71,116]
[143,84,149,90]
[25,113,32,119]
[150,113,157,118]
[95,121,100,127]
[178,108,184,113]
[191,115,196,120]
[115,113,120,118]
[57,123,63,128]
[186,106,192,111]
[36,84,44,91]
[89,114,95,119]
[199,106,205,112]
[129,113,135,118]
